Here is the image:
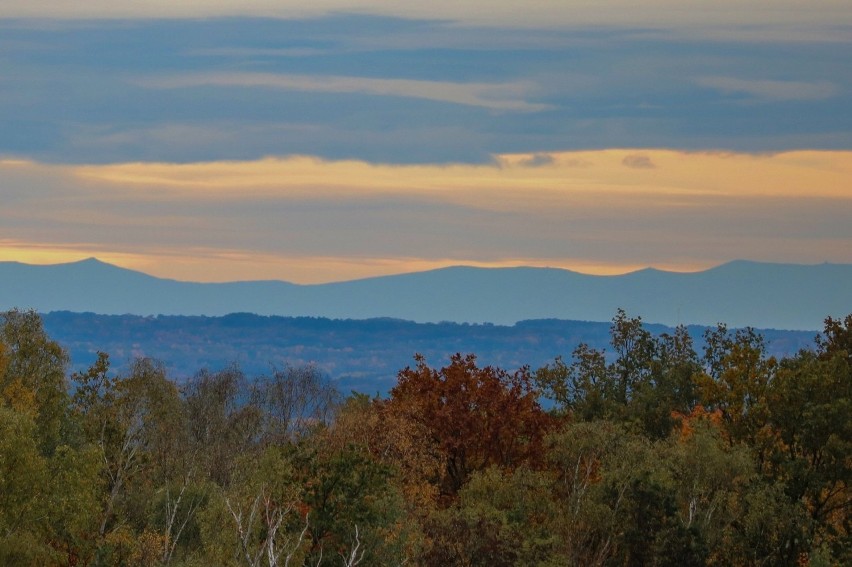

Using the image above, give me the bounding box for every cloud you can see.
[136,72,550,112]
[3,17,849,165]
[516,153,555,167]
[695,76,839,102]
[4,1,852,40]
[3,149,846,283]
[622,154,655,169]
[185,47,328,58]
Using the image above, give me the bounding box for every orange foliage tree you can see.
[386,353,553,500]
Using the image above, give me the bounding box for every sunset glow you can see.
[1,1,850,283]
[2,150,850,283]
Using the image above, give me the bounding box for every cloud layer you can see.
[3,150,850,283]
[138,72,550,112]
[5,1,852,38]
[1,9,850,283]
[1,15,849,166]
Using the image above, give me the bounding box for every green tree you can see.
[44,444,103,566]
[299,443,408,566]
[610,308,657,405]
[535,343,610,421]
[423,466,556,567]
[1,309,70,453]
[764,317,852,563]
[537,311,701,438]
[71,356,184,546]
[0,406,50,564]
[198,446,310,567]
[697,325,775,450]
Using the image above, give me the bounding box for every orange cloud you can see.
[4,149,851,283]
[73,149,852,204]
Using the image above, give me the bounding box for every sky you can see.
[1,1,850,283]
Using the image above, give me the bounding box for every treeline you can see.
[40,311,816,391]
[0,308,849,566]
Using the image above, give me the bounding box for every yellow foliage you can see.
[2,378,38,417]
[130,530,166,567]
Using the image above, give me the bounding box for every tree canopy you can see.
[0,308,848,565]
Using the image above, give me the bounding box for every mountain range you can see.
[1,258,850,330]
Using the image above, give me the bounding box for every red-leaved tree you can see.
[386,353,552,501]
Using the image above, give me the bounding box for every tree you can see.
[329,393,442,512]
[545,421,654,566]
[816,313,852,365]
[297,443,407,566]
[1,309,70,453]
[71,356,184,541]
[183,366,261,487]
[44,444,103,566]
[199,447,310,567]
[251,364,340,444]
[536,311,701,437]
[535,344,610,421]
[387,354,552,499]
[631,325,702,439]
[696,325,775,449]
[610,308,656,405]
[661,417,753,562]
[0,406,50,563]
[422,465,556,567]
[764,316,852,563]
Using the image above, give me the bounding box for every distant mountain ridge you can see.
[1,258,849,330]
[41,312,817,391]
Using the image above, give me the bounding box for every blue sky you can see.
[1,3,850,282]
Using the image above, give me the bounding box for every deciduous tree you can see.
[388,354,551,499]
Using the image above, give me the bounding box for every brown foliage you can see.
[386,353,553,501]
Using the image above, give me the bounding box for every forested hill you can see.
[42,311,816,392]
[2,258,850,329]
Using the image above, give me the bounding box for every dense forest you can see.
[1,308,849,566]
[40,311,816,392]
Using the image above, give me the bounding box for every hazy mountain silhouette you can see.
[2,258,849,330]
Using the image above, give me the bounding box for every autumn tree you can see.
[386,353,552,500]
[328,393,442,514]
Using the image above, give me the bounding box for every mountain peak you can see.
[75,257,107,266]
